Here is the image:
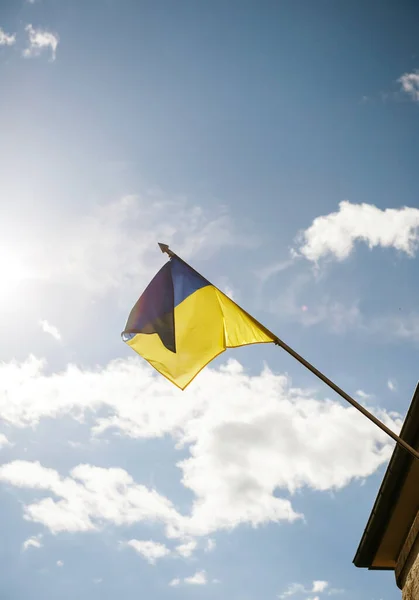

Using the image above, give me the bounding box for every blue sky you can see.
[1,0,419,598]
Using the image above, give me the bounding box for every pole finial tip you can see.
[158,242,174,257]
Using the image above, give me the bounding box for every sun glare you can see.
[0,254,32,295]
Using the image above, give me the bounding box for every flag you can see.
[122,256,275,389]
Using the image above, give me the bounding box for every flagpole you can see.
[158,243,419,462]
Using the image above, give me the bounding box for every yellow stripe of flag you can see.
[122,257,274,389]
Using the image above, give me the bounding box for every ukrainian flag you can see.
[122,256,275,389]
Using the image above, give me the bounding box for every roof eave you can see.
[353,382,419,569]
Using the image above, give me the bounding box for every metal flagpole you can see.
[158,243,419,462]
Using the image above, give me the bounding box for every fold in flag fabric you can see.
[122,257,275,389]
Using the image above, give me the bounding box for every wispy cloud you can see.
[312,581,329,593]
[23,25,58,61]
[17,194,253,304]
[0,433,11,448]
[399,70,419,102]
[175,539,197,558]
[295,201,419,263]
[367,312,419,343]
[216,277,235,300]
[279,580,330,598]
[271,273,361,334]
[0,27,16,46]
[279,582,307,598]
[355,390,373,401]
[387,379,397,392]
[22,534,43,551]
[273,275,419,343]
[126,539,170,564]
[205,538,216,552]
[39,319,61,341]
[169,571,209,586]
[184,570,208,585]
[256,256,296,283]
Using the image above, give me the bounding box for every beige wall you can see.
[397,513,419,599]
[402,551,419,600]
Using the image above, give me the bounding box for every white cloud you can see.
[205,538,216,552]
[0,355,401,542]
[279,580,329,598]
[39,319,61,341]
[0,460,182,535]
[296,201,419,263]
[399,70,419,102]
[0,433,11,448]
[22,534,42,551]
[175,539,197,558]
[0,27,16,46]
[126,539,170,564]
[56,560,63,567]
[23,25,58,61]
[169,571,217,587]
[312,581,329,593]
[387,379,397,392]
[184,570,207,585]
